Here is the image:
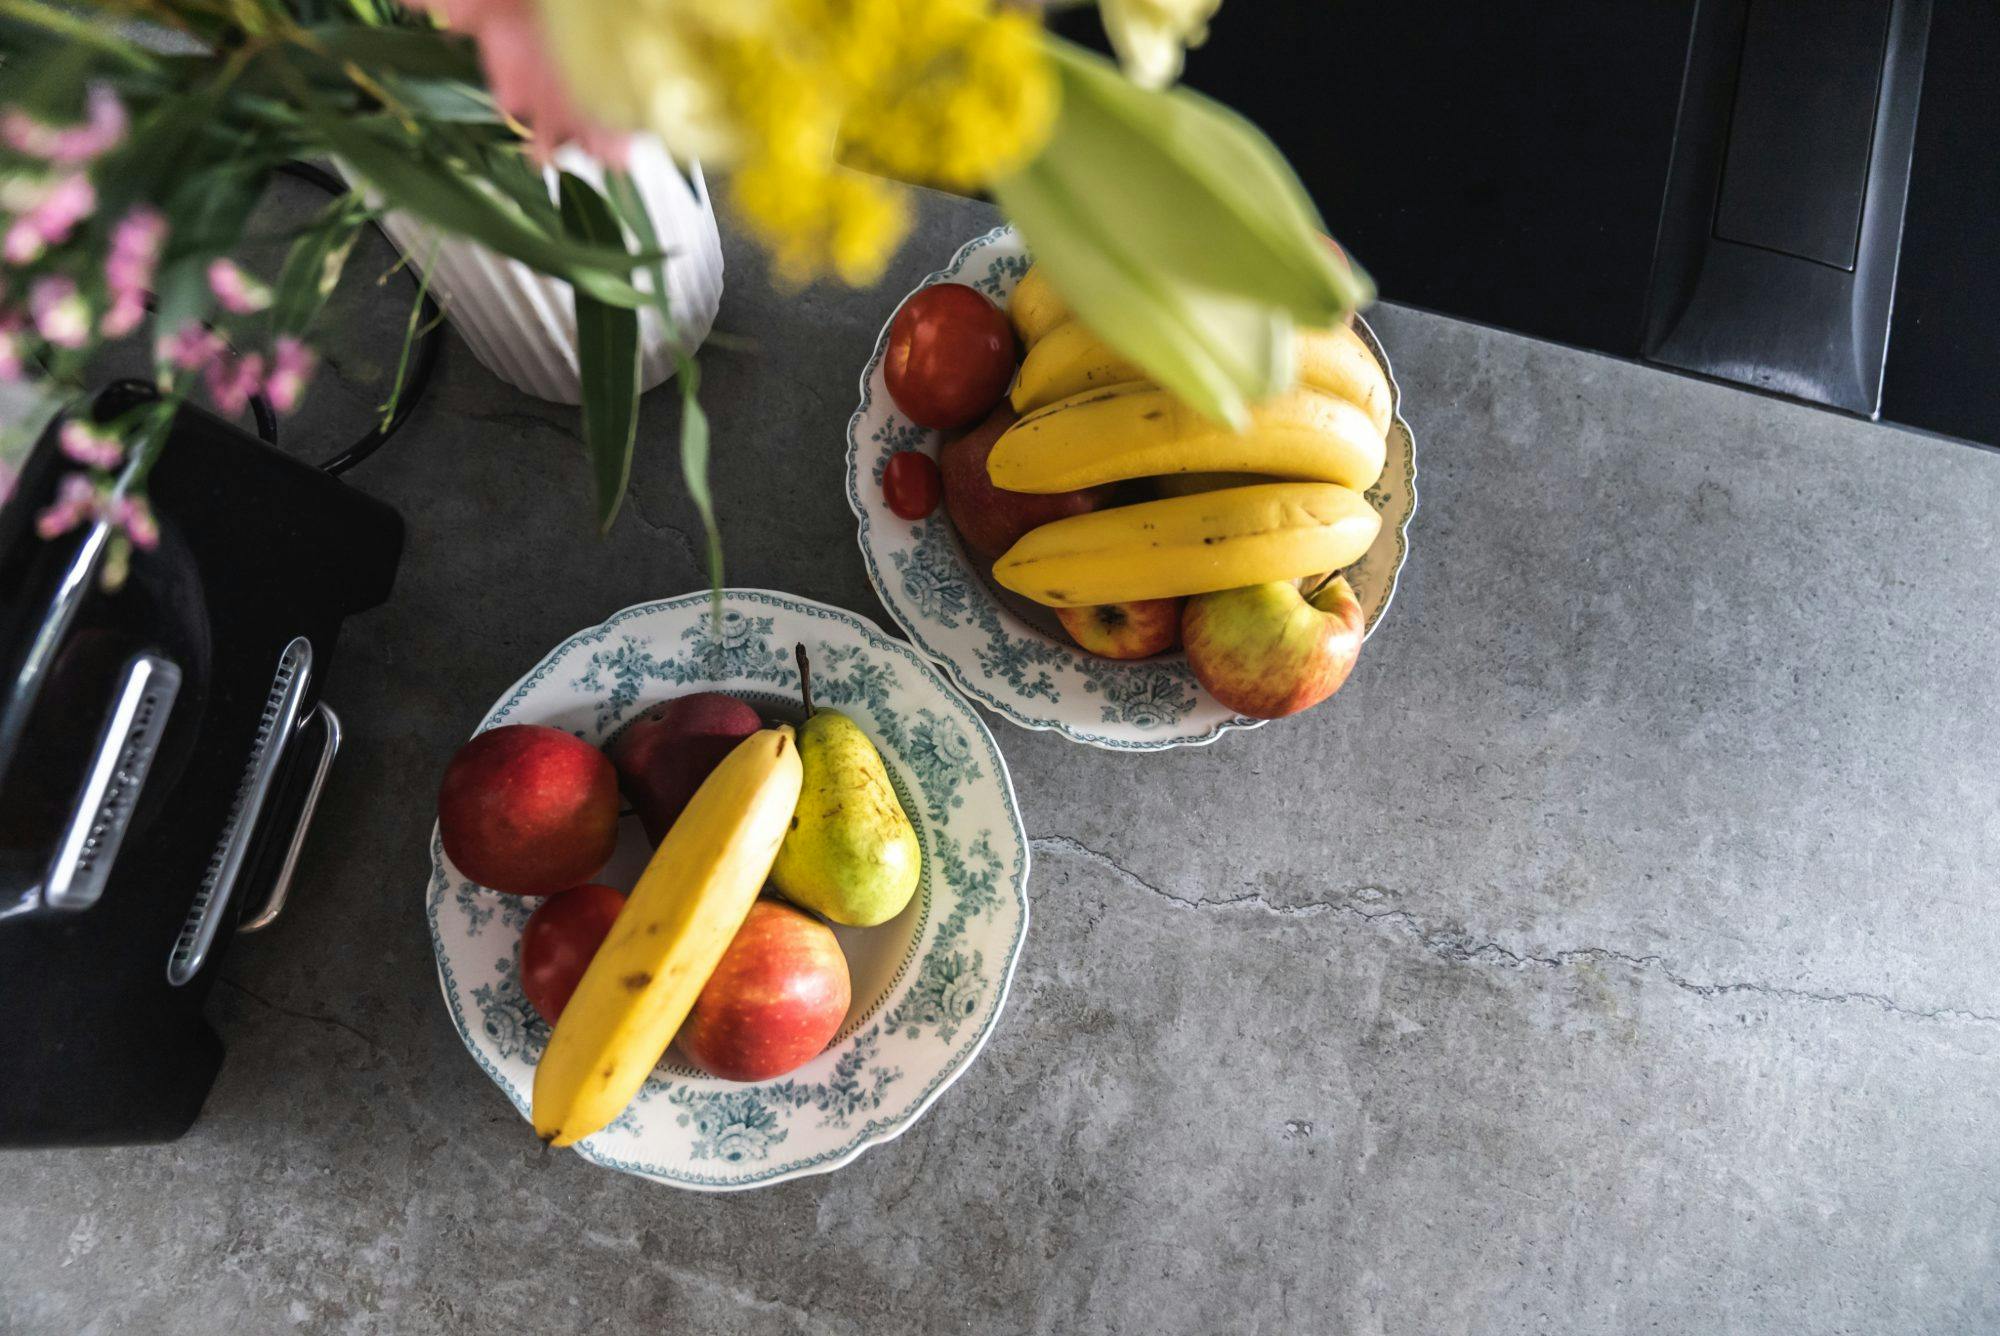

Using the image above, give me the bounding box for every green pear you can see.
[770,646,922,927]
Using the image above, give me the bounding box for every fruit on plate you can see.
[519,884,627,1025]
[677,900,851,1082]
[611,693,765,846]
[883,282,1015,430]
[988,383,1385,495]
[940,404,1107,560]
[992,481,1381,607]
[1184,574,1366,719]
[1055,598,1182,659]
[1012,320,1393,433]
[533,726,803,1146]
[881,450,942,520]
[1006,263,1070,346]
[771,647,922,928]
[437,724,620,895]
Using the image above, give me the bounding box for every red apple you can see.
[437,724,619,894]
[1056,598,1183,659]
[1182,575,1365,719]
[940,405,1108,560]
[677,901,851,1082]
[519,884,626,1024]
[610,692,764,844]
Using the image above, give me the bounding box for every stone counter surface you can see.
[3,190,1996,1335]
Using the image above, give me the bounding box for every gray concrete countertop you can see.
[4,188,1997,1335]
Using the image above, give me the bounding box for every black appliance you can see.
[0,385,401,1147]
[1059,0,1998,446]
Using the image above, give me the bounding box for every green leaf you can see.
[303,24,484,82]
[318,117,648,308]
[994,38,1373,424]
[558,172,642,534]
[602,168,677,333]
[273,191,372,336]
[676,354,724,609]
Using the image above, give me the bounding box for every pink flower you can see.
[408,0,626,166]
[158,322,224,373]
[35,472,99,539]
[28,276,88,349]
[264,336,317,414]
[1,173,96,263]
[0,311,24,381]
[105,206,166,295]
[59,420,124,470]
[109,494,158,550]
[100,288,146,338]
[1,85,127,164]
[204,350,265,415]
[206,259,271,315]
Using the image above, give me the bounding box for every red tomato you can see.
[882,283,1015,429]
[882,450,942,520]
[520,883,626,1024]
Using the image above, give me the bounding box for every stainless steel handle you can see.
[237,703,341,935]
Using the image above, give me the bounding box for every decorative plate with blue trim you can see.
[846,224,1419,751]
[426,590,1030,1191]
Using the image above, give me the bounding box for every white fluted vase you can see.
[364,136,723,405]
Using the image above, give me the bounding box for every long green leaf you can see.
[558,172,641,534]
[676,354,724,611]
[272,191,371,335]
[304,24,483,82]
[318,117,647,308]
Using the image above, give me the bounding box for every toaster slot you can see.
[166,636,312,986]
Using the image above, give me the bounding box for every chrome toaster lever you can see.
[235,702,341,935]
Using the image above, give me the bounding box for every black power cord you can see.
[275,160,445,477]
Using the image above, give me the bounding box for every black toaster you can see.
[0,384,401,1146]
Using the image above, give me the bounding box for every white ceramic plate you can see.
[846,224,1419,751]
[425,590,1030,1191]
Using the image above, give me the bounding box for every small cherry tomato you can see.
[882,283,1015,429]
[882,450,943,520]
[520,883,626,1024]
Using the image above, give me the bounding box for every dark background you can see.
[1055,0,2000,450]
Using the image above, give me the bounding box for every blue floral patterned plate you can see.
[846,225,1419,750]
[425,590,1030,1191]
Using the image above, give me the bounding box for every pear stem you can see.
[795,642,815,716]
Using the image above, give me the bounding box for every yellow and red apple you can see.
[1183,575,1365,719]
[1055,598,1183,659]
[677,900,851,1082]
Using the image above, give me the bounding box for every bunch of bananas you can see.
[989,267,1389,608]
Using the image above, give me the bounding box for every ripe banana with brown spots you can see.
[532,726,802,1147]
[991,482,1381,607]
[989,384,1386,495]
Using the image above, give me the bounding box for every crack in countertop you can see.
[1029,835,2000,1029]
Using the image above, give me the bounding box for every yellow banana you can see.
[532,726,803,1147]
[1151,472,1278,498]
[992,482,1381,607]
[1007,264,1069,347]
[1012,321,1393,434]
[989,384,1386,495]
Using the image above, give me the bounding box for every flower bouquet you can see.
[0,0,1370,587]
